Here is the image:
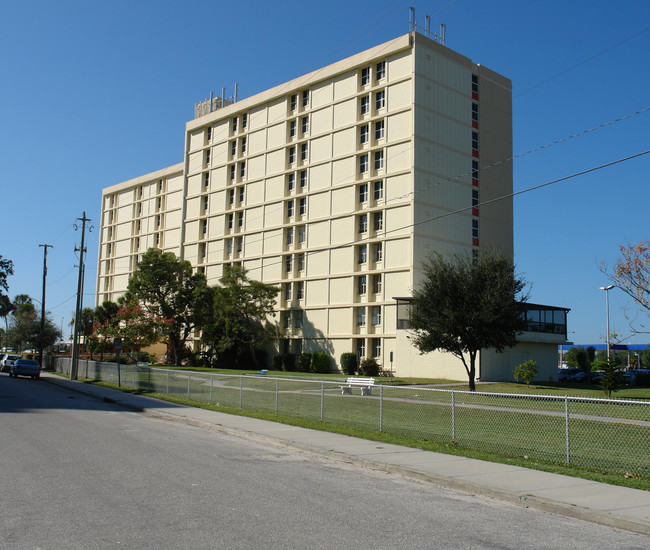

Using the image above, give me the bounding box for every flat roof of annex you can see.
[185,32,510,134]
[102,162,184,196]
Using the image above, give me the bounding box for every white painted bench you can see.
[340,377,375,396]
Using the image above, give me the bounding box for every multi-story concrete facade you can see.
[98,32,567,380]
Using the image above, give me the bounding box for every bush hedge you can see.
[360,357,379,377]
[311,351,330,373]
[340,352,357,375]
[297,352,312,372]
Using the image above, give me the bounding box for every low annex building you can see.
[97,31,569,380]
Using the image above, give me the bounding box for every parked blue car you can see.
[10,359,41,380]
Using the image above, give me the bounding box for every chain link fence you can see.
[54,357,650,477]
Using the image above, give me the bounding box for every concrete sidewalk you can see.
[42,372,650,536]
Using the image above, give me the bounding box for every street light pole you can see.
[38,244,53,369]
[600,285,614,361]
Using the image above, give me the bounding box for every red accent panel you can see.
[472,149,479,158]
[472,120,478,129]
[472,92,479,101]
[472,208,479,217]
[473,237,479,246]
[472,178,479,186]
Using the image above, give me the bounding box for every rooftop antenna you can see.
[409,9,446,46]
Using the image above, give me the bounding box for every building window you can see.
[283,311,291,329]
[372,338,381,357]
[287,200,294,218]
[472,219,479,238]
[289,120,297,138]
[372,274,382,293]
[300,143,308,162]
[472,74,478,94]
[296,281,304,300]
[226,239,233,255]
[288,173,295,191]
[371,306,382,326]
[358,244,367,264]
[300,170,307,188]
[298,225,306,244]
[236,236,243,253]
[239,161,246,179]
[356,307,366,326]
[373,212,383,232]
[356,339,366,358]
[227,214,233,230]
[202,195,209,213]
[360,125,369,144]
[375,90,385,110]
[299,197,307,216]
[230,165,236,181]
[359,183,369,203]
[241,137,247,154]
[238,211,244,228]
[374,242,383,262]
[374,150,384,170]
[374,120,385,141]
[360,96,370,115]
[289,147,296,164]
[358,214,368,234]
[205,150,211,166]
[361,66,370,85]
[285,255,293,273]
[357,275,367,295]
[231,140,237,157]
[376,61,386,81]
[239,186,245,204]
[301,116,309,134]
[286,228,294,246]
[232,117,238,133]
[302,90,309,107]
[229,189,235,206]
[290,94,298,111]
[203,172,210,189]
[472,131,479,150]
[472,189,479,207]
[472,160,479,181]
[297,253,305,272]
[202,219,208,237]
[284,283,292,301]
[374,180,383,200]
[472,103,479,122]
[359,154,369,174]
[295,310,304,329]
[242,113,248,128]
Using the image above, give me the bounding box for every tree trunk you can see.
[468,351,477,392]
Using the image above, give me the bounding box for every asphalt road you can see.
[1,375,647,550]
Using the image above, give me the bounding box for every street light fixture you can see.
[599,285,615,361]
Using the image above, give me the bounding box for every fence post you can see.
[275,378,279,414]
[379,385,383,432]
[240,375,243,409]
[451,390,456,441]
[210,374,213,404]
[321,381,324,421]
[187,372,191,399]
[166,370,169,395]
[565,396,570,464]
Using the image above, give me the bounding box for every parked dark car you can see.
[10,359,41,379]
[558,367,582,382]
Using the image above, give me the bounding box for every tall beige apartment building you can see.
[98,32,567,380]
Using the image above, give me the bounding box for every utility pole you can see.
[38,244,53,368]
[71,213,91,380]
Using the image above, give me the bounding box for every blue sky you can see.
[0,0,648,344]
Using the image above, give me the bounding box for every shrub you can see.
[311,351,330,373]
[360,357,379,377]
[272,354,283,371]
[513,359,538,386]
[282,353,296,372]
[297,352,312,372]
[340,353,357,375]
[595,359,620,397]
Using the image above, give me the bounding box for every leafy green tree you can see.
[0,294,14,340]
[0,255,14,300]
[565,347,590,372]
[6,297,61,351]
[201,265,279,369]
[125,248,210,365]
[410,250,527,391]
[513,359,538,386]
[594,359,620,398]
[641,348,650,368]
